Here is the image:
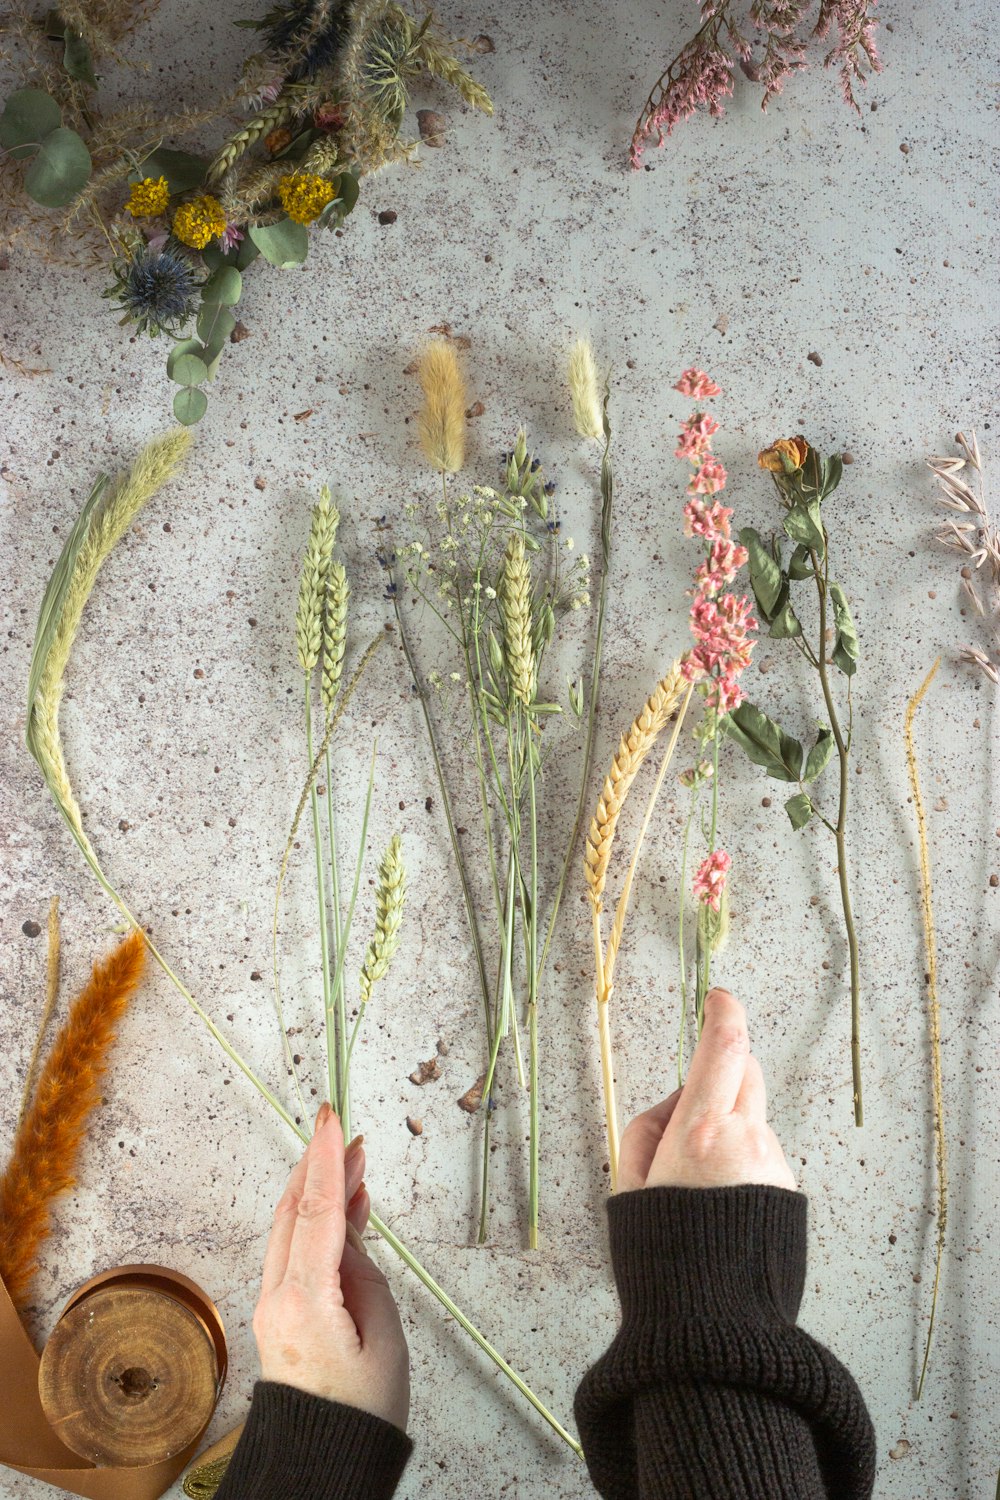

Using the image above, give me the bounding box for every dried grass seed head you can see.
[359,833,406,1002]
[568,338,604,442]
[295,488,340,672]
[499,531,535,706]
[418,340,466,474]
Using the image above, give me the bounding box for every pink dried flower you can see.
[815,0,882,109]
[694,538,749,596]
[631,39,736,166]
[684,498,733,542]
[693,849,732,911]
[219,224,244,254]
[705,670,747,714]
[675,412,720,461]
[689,457,728,495]
[684,592,757,678]
[674,368,723,401]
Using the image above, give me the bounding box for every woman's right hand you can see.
[618,988,797,1193]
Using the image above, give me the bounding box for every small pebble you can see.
[990,874,999,887]
[842,451,854,464]
[22,919,41,937]
[470,33,495,51]
[378,209,398,225]
[254,476,266,491]
[406,1117,423,1136]
[417,109,448,146]
[899,142,910,154]
[762,797,771,808]
[230,321,251,343]
[807,351,823,367]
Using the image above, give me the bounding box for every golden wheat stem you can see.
[905,657,947,1399]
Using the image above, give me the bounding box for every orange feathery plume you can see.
[0,929,146,1310]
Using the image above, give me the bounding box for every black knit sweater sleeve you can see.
[574,1185,876,1500]
[213,1381,412,1500]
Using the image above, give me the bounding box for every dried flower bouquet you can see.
[387,338,611,1248]
[24,432,581,1456]
[0,0,491,422]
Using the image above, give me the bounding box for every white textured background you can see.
[1,1,998,1495]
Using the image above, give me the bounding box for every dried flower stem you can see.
[904,657,947,1399]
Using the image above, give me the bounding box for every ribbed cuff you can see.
[608,1184,807,1323]
[214,1382,412,1500]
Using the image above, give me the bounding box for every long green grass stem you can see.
[676,790,699,1087]
[810,542,863,1126]
[305,682,336,1109]
[526,713,541,1249]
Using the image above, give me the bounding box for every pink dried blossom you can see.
[674,368,723,401]
[694,538,749,596]
[683,498,733,542]
[631,43,736,166]
[675,412,720,461]
[705,670,747,715]
[689,457,728,495]
[684,592,757,678]
[219,224,245,254]
[692,849,732,911]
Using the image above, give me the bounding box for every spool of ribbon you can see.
[1,1263,226,1499]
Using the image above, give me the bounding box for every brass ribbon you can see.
[0,1263,226,1499]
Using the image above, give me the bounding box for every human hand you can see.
[252,1103,410,1430]
[617,988,796,1193]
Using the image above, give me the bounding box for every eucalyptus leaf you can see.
[235,236,260,270]
[803,726,835,782]
[200,244,224,272]
[0,88,61,160]
[337,169,360,215]
[138,146,208,194]
[782,499,825,552]
[785,791,813,831]
[198,304,236,351]
[166,338,203,378]
[62,29,97,86]
[173,386,208,424]
[768,588,803,639]
[169,351,208,387]
[249,219,309,268]
[725,701,804,783]
[201,266,242,305]
[740,526,783,618]
[787,542,814,580]
[23,126,91,206]
[829,581,859,676]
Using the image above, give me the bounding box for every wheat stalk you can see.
[205,96,298,185]
[585,663,691,1187]
[359,835,407,1004]
[321,562,349,715]
[295,489,339,672]
[499,532,535,706]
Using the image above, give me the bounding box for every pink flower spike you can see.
[705,671,746,714]
[689,457,728,495]
[674,412,720,461]
[219,224,245,254]
[693,849,732,911]
[674,368,722,401]
[683,498,733,541]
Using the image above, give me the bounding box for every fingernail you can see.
[348,1180,366,1206]
[315,1102,332,1131]
[345,1133,365,1158]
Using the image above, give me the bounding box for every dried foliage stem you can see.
[16,895,61,1130]
[904,657,947,1400]
[811,539,863,1125]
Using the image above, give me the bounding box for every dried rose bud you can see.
[758,436,809,474]
[314,101,346,131]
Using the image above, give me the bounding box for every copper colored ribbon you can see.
[0,1264,226,1499]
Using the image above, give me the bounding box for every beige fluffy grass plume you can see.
[28,429,192,854]
[569,338,603,442]
[585,662,688,911]
[418,340,466,474]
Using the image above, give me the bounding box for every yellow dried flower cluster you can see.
[277,171,336,225]
[125,176,170,218]
[171,194,227,250]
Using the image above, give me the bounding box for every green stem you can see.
[811,544,863,1127]
[695,722,722,1033]
[526,712,540,1250]
[676,790,699,1087]
[306,681,336,1111]
[324,744,347,1117]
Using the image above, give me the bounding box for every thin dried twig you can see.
[903,657,947,1399]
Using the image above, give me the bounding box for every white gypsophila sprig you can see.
[295,488,339,673]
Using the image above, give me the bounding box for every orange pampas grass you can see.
[0,929,146,1310]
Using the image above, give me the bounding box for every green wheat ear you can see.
[359,834,406,1003]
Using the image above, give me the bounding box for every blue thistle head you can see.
[258,0,351,81]
[104,244,200,337]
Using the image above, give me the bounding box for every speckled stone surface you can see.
[1,2,998,1496]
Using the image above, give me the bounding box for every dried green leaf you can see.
[725,701,803,782]
[785,791,813,830]
[23,126,91,206]
[740,526,783,618]
[173,386,208,424]
[782,499,825,552]
[249,219,309,268]
[829,582,859,677]
[803,726,835,782]
[0,88,61,160]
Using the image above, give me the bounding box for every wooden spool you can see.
[38,1284,219,1468]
